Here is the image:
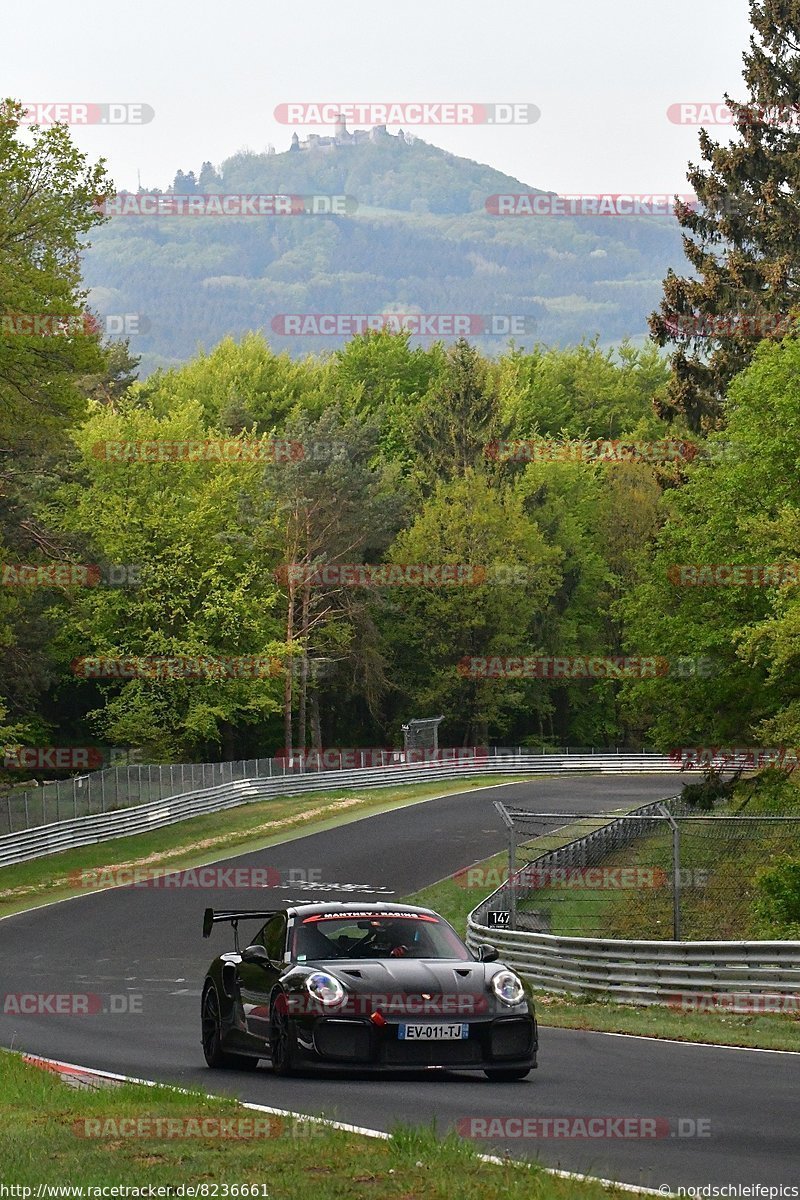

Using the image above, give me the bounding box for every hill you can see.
[82,131,684,374]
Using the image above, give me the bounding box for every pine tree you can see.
[651,1,800,430]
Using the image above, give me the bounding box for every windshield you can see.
[291,913,471,962]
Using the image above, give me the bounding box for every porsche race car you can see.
[200,902,537,1079]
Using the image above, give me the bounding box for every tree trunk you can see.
[310,687,322,750]
[283,580,295,756]
[297,579,312,750]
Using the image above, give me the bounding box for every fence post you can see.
[672,822,681,941]
[494,801,517,931]
[659,804,681,941]
[100,771,106,813]
[24,790,29,828]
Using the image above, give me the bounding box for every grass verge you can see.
[0,776,524,921]
[0,1051,634,1198]
[404,855,800,1053]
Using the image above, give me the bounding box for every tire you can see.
[483,1066,531,1081]
[201,983,259,1070]
[269,991,297,1076]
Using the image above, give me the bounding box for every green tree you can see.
[0,98,111,454]
[47,396,287,760]
[0,97,112,745]
[651,1,800,429]
[382,472,562,744]
[620,335,800,746]
[406,338,504,486]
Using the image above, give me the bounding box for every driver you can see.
[381,921,413,957]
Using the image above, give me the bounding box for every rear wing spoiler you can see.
[203,907,280,951]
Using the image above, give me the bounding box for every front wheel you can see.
[484,1066,531,1081]
[269,992,297,1076]
[201,984,259,1070]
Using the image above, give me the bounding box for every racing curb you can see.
[12,1049,676,1196]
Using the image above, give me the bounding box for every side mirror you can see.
[241,944,271,967]
[478,945,499,963]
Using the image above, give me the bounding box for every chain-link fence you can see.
[0,745,659,837]
[494,799,800,941]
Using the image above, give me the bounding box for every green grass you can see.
[0,776,525,920]
[404,853,800,1053]
[0,1051,635,1197]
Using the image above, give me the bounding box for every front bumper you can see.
[292,1014,538,1072]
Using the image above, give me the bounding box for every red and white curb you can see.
[10,1049,674,1196]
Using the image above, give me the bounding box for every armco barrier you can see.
[0,753,681,867]
[465,921,800,1005]
[466,799,800,1004]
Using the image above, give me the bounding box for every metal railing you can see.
[0,752,681,867]
[467,799,800,1004]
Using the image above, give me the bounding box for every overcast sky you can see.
[3,0,752,195]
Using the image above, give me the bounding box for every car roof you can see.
[284,901,438,919]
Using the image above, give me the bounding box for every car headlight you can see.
[305,971,346,1007]
[490,970,525,1007]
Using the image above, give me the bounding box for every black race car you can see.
[200,902,537,1079]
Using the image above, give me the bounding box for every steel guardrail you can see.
[466,798,800,1004]
[0,753,681,866]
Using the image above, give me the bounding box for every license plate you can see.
[398,1023,469,1040]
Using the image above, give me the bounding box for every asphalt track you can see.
[1,774,798,1191]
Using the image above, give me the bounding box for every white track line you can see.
[10,1049,674,1197]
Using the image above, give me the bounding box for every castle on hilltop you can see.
[289,113,414,152]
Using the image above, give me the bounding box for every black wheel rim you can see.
[270,997,289,1069]
[202,988,220,1058]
